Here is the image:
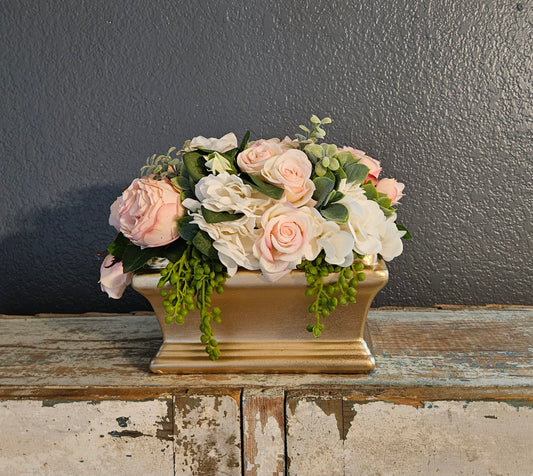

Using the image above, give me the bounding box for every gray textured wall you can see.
[1,0,531,315]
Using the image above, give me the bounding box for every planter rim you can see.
[133,258,387,290]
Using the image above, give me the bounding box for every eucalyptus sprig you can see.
[141,147,183,179]
[296,115,332,144]
[297,252,367,337]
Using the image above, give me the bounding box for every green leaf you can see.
[325,144,337,157]
[176,175,191,191]
[183,151,207,182]
[310,115,321,124]
[243,173,285,200]
[315,163,327,176]
[177,216,199,241]
[238,130,250,153]
[328,191,345,204]
[320,203,349,223]
[201,207,244,224]
[107,232,130,260]
[397,224,412,239]
[324,168,336,182]
[122,244,160,273]
[333,166,347,187]
[344,162,369,184]
[323,190,339,207]
[335,150,355,165]
[380,206,395,217]
[362,182,378,201]
[224,149,238,161]
[377,195,392,209]
[162,239,188,262]
[305,144,324,161]
[312,176,335,208]
[192,230,218,259]
[329,157,340,171]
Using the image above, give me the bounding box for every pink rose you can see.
[253,203,318,281]
[338,147,381,185]
[99,254,132,299]
[261,149,315,207]
[237,139,283,174]
[280,136,299,150]
[109,177,185,248]
[376,178,405,205]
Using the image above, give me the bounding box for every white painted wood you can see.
[0,399,174,476]
[286,397,533,476]
[174,394,241,476]
[344,400,533,476]
[286,397,345,476]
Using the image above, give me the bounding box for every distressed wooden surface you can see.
[242,388,285,476]
[0,309,532,397]
[1,309,532,476]
[286,395,533,476]
[174,392,242,476]
[0,399,174,476]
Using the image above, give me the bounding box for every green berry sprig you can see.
[157,244,227,360]
[297,253,366,337]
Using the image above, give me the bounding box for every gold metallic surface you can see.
[132,260,388,374]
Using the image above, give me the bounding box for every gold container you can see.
[132,258,388,374]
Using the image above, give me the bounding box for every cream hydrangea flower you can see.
[183,172,275,276]
[378,214,405,261]
[341,195,404,260]
[191,214,261,276]
[316,221,355,268]
[188,132,238,153]
[337,178,367,202]
[182,172,270,217]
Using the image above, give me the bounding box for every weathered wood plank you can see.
[242,388,285,476]
[342,400,533,476]
[286,393,533,476]
[0,399,174,476]
[286,393,345,476]
[0,309,531,396]
[174,392,241,476]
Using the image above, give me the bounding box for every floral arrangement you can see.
[100,116,410,359]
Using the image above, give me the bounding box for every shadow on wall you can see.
[0,185,150,315]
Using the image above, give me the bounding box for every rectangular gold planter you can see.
[132,259,388,374]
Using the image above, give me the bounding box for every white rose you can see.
[188,132,238,153]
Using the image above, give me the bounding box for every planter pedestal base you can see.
[150,339,375,374]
